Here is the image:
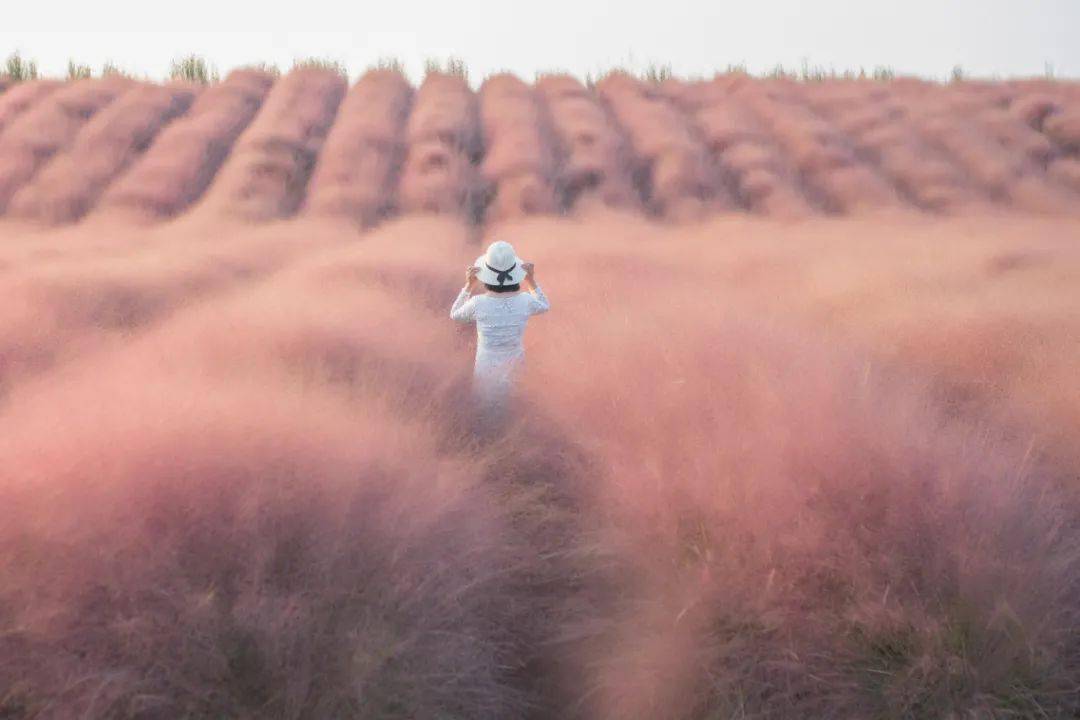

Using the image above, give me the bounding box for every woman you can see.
[450,240,549,406]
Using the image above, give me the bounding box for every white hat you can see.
[474,241,527,287]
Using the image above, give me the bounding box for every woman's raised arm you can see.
[521,263,549,315]
[450,266,481,323]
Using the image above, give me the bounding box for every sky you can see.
[2,0,1078,84]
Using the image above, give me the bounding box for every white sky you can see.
[2,0,1077,84]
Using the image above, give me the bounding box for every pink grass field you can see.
[1,67,1079,718]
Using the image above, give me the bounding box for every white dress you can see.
[450,285,550,404]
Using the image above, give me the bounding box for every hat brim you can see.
[474,254,527,286]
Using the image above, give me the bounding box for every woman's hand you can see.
[465,265,480,292]
[522,262,535,284]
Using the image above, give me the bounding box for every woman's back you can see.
[450,285,549,404]
[471,292,548,357]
